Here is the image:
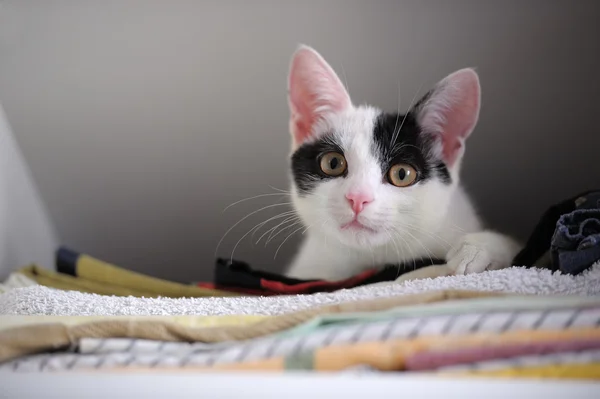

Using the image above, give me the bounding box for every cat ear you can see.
[415,68,481,166]
[288,45,352,147]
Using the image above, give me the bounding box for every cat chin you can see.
[329,226,390,249]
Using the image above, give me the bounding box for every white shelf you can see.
[2,372,598,398]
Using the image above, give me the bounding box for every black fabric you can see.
[214,257,445,294]
[550,191,600,274]
[513,189,600,271]
[215,258,320,290]
[55,247,80,276]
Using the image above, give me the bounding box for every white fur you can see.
[285,46,521,281]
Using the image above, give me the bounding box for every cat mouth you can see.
[340,219,378,233]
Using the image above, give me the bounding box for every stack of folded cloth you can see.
[1,290,599,379]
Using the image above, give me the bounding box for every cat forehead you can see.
[324,106,422,158]
[325,106,380,155]
[327,106,380,138]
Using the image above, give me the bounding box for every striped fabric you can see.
[439,349,600,373]
[3,305,599,372]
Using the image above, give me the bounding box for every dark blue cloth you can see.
[551,192,600,274]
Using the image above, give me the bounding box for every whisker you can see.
[340,62,351,97]
[390,235,405,277]
[390,81,402,147]
[257,215,299,245]
[372,207,467,236]
[391,143,422,154]
[274,224,307,259]
[389,221,453,251]
[266,220,303,245]
[269,185,291,194]
[223,192,290,212]
[269,184,327,199]
[408,225,454,248]
[385,231,407,279]
[395,233,417,274]
[402,228,436,268]
[229,211,295,262]
[250,211,297,241]
[396,219,459,248]
[393,82,424,146]
[214,202,293,256]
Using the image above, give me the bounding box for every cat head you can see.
[288,45,480,248]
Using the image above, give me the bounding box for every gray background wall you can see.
[1,0,599,282]
[0,104,58,280]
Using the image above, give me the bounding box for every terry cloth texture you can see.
[1,294,598,366]
[3,294,600,379]
[0,273,37,294]
[0,290,497,363]
[2,262,599,317]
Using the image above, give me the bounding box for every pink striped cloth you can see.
[405,337,600,371]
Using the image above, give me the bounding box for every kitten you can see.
[285,45,521,281]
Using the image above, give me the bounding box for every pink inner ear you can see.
[288,46,351,145]
[419,69,480,166]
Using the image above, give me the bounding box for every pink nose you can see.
[345,192,374,214]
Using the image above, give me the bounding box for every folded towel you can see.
[0,290,498,363]
[14,248,238,297]
[0,273,37,294]
[2,263,599,317]
[182,328,600,373]
[3,295,599,374]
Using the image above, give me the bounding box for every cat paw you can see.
[446,231,521,275]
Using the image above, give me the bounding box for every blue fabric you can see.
[551,192,600,274]
[55,246,81,276]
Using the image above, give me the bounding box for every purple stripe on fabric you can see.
[405,337,600,371]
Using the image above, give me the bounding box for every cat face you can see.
[287,46,480,249]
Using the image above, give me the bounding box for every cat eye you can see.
[319,152,347,177]
[387,163,418,187]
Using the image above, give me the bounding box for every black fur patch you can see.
[290,111,451,196]
[433,162,452,184]
[291,136,346,194]
[372,112,451,185]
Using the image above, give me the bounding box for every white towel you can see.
[1,264,599,316]
[0,272,37,294]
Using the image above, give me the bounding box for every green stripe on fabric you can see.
[276,295,600,339]
[284,352,315,370]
